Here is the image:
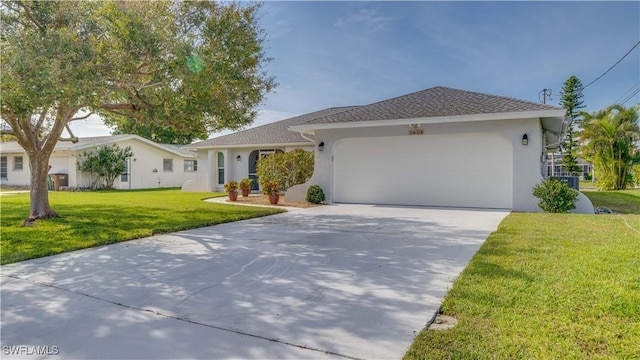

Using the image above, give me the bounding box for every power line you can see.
[620,88,640,106]
[583,40,640,89]
[614,80,640,104]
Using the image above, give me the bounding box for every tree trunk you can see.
[25,150,58,225]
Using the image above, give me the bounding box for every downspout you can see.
[299,132,314,144]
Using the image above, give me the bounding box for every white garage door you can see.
[334,133,513,209]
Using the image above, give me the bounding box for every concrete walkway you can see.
[1,204,509,359]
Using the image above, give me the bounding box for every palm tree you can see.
[581,104,640,190]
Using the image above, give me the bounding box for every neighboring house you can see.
[546,153,593,179]
[183,86,593,213]
[182,106,357,192]
[0,134,197,190]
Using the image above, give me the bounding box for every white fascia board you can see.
[289,109,566,133]
[186,142,313,150]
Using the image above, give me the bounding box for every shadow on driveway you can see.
[1,204,509,359]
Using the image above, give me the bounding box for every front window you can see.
[217,152,224,185]
[121,160,129,182]
[184,159,197,172]
[1,156,7,179]
[163,158,173,172]
[13,156,23,171]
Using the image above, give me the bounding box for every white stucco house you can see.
[184,86,594,213]
[1,134,197,190]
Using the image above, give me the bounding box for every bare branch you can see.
[70,112,94,121]
[17,0,44,32]
[61,124,79,143]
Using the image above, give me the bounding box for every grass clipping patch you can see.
[405,213,640,359]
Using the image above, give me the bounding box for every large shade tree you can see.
[581,104,640,190]
[1,0,275,224]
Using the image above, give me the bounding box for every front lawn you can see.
[405,197,640,358]
[0,189,283,265]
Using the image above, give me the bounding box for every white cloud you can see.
[334,7,394,32]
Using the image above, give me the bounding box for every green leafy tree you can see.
[1,1,275,224]
[581,104,640,190]
[77,145,133,189]
[256,149,314,191]
[107,118,207,145]
[559,76,586,176]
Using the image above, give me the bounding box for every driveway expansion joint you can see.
[4,274,365,360]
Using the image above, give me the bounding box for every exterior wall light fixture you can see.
[522,134,528,146]
[236,155,241,161]
[318,141,325,152]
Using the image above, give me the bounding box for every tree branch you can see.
[70,112,94,121]
[60,124,79,143]
[18,0,45,32]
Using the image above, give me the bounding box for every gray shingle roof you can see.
[190,106,358,148]
[296,86,562,126]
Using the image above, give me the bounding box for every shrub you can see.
[256,149,313,191]
[77,144,133,189]
[223,181,238,193]
[261,181,279,195]
[532,178,579,213]
[306,185,325,204]
[239,178,253,190]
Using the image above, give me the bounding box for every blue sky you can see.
[70,1,640,138]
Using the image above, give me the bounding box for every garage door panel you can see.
[334,134,513,209]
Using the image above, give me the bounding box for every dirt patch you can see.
[226,194,318,208]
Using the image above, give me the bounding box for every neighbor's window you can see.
[1,156,7,179]
[121,160,129,182]
[217,152,224,185]
[163,158,173,172]
[13,156,23,171]
[184,159,197,172]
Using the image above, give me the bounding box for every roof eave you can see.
[71,135,194,158]
[290,109,566,134]
[187,141,313,150]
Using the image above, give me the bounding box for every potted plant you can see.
[224,180,239,201]
[262,181,280,204]
[239,178,253,197]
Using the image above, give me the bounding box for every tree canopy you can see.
[1,0,275,223]
[581,104,640,190]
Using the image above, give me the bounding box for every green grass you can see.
[0,189,283,265]
[583,189,640,214]
[405,198,640,359]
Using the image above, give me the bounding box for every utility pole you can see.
[539,88,553,104]
[539,88,554,176]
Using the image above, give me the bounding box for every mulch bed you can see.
[226,194,318,208]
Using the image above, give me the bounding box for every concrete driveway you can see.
[1,204,508,359]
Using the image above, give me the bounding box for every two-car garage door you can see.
[333,133,513,209]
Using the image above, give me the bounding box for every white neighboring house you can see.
[182,107,356,192]
[185,86,593,213]
[0,134,197,190]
